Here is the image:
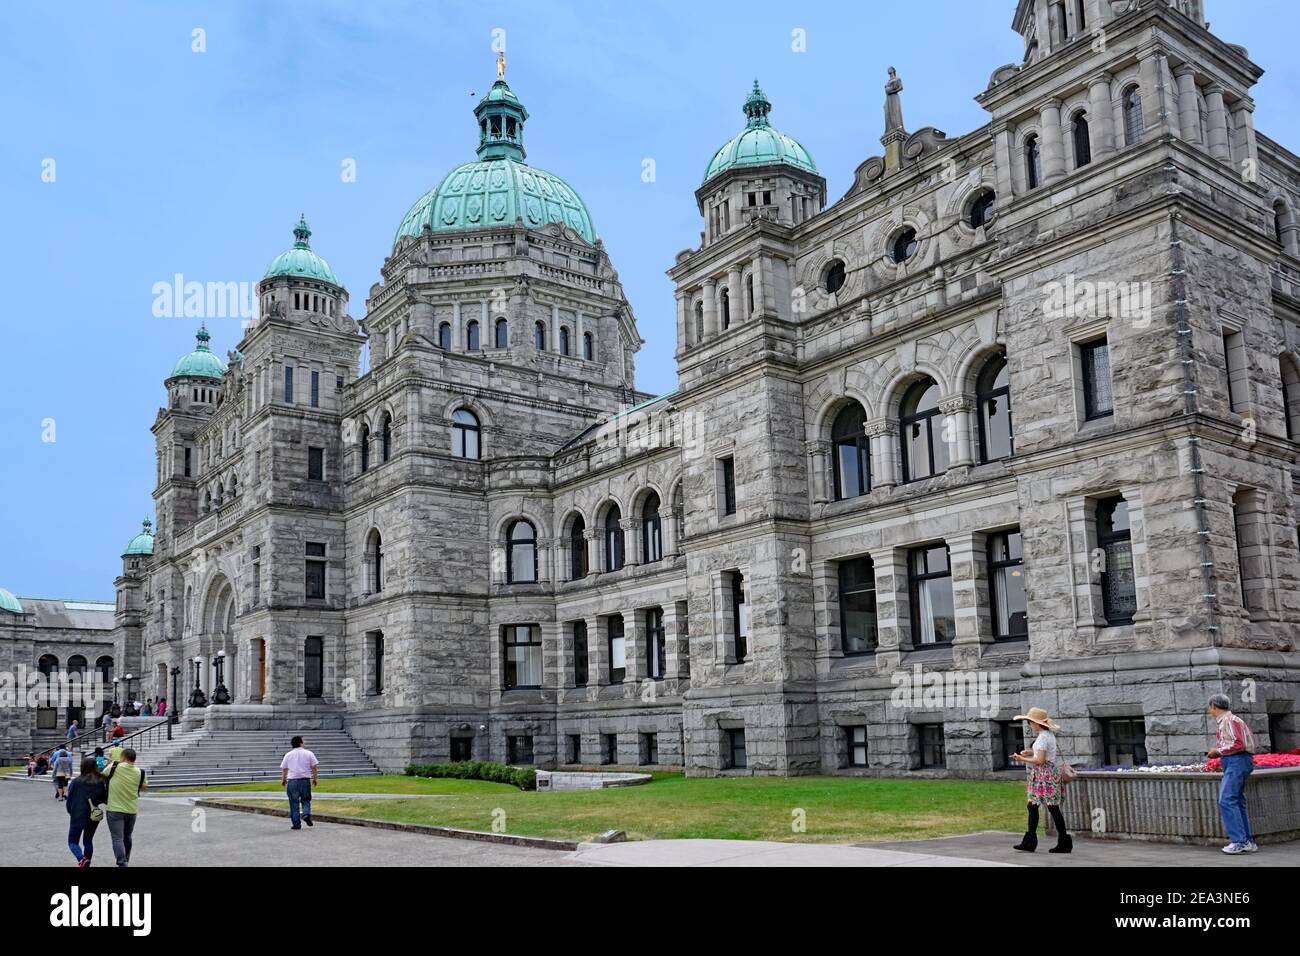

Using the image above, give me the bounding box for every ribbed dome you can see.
[170,327,226,380]
[394,159,596,246]
[170,325,226,377]
[703,81,816,184]
[0,587,22,615]
[123,518,154,557]
[263,215,340,285]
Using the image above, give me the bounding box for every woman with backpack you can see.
[66,757,108,867]
[1009,707,1073,854]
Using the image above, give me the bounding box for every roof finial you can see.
[142,517,152,534]
[743,79,772,127]
[195,324,211,349]
[496,50,506,81]
[293,214,312,248]
[884,67,905,134]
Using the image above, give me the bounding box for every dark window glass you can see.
[900,379,948,482]
[642,732,658,765]
[909,545,956,644]
[583,332,594,361]
[438,323,452,350]
[305,543,326,600]
[503,624,542,689]
[646,607,666,680]
[642,492,663,562]
[534,321,546,351]
[184,447,192,478]
[310,370,320,408]
[283,367,294,403]
[977,353,1014,462]
[1124,88,1144,146]
[560,326,571,355]
[607,614,625,683]
[1081,338,1114,420]
[998,721,1026,770]
[727,729,747,769]
[731,571,749,663]
[304,637,323,698]
[360,425,370,472]
[308,447,324,481]
[839,557,878,654]
[969,190,996,228]
[847,726,868,767]
[989,530,1029,639]
[1073,111,1092,167]
[1101,717,1148,767]
[602,733,618,765]
[919,724,946,768]
[604,506,624,571]
[451,409,480,459]
[506,520,537,584]
[1097,497,1136,625]
[450,737,472,762]
[569,516,588,578]
[1025,136,1042,189]
[373,632,384,694]
[573,620,589,687]
[892,228,918,263]
[720,457,736,515]
[825,261,846,294]
[381,415,392,462]
[466,320,480,351]
[566,734,581,764]
[831,403,870,499]
[495,318,508,349]
[506,735,534,765]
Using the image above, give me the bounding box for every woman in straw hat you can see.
[1008,707,1072,854]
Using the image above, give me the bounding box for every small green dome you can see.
[124,518,154,557]
[703,81,816,185]
[394,159,596,245]
[171,326,227,380]
[263,215,340,285]
[0,587,22,615]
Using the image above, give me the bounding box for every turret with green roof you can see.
[123,518,154,557]
[263,215,341,285]
[170,326,226,380]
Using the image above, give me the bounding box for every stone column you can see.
[537,538,553,584]
[807,440,831,504]
[866,420,898,490]
[948,531,990,669]
[1088,72,1115,159]
[871,548,908,670]
[1233,102,1258,179]
[1204,84,1231,161]
[940,396,975,467]
[452,301,463,350]
[754,254,769,318]
[621,517,640,566]
[1039,99,1066,183]
[550,303,561,352]
[583,529,599,577]
[662,506,682,557]
[1175,65,1201,145]
[726,266,742,329]
[588,616,607,688]
[623,610,645,688]
[575,310,585,355]
[675,291,688,349]
[992,122,1014,199]
[702,279,719,339]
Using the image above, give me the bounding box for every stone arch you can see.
[441,394,494,429]
[201,573,237,637]
[954,338,1010,397]
[558,507,587,539]
[880,364,950,419]
[491,507,551,544]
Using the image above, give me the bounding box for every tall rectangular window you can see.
[503,624,542,689]
[988,530,1029,640]
[372,631,385,694]
[572,620,589,687]
[1096,497,1136,626]
[726,729,747,769]
[846,726,868,767]
[602,733,618,765]
[918,724,946,769]
[1222,329,1247,412]
[183,447,192,478]
[251,546,261,604]
[607,614,626,684]
[305,542,326,600]
[838,557,878,655]
[646,607,666,680]
[304,636,323,699]
[506,735,534,765]
[1080,338,1114,420]
[730,571,750,663]
[908,545,956,644]
[719,456,736,516]
[1101,717,1148,767]
[641,732,658,765]
[283,366,294,403]
[566,734,581,764]
[310,370,320,408]
[998,721,1026,770]
[307,447,324,481]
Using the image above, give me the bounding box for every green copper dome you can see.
[170,326,227,380]
[0,587,22,615]
[394,67,597,246]
[263,216,340,285]
[123,518,154,557]
[703,81,816,184]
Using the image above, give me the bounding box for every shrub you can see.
[404,760,536,791]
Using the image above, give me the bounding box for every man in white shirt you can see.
[279,736,320,830]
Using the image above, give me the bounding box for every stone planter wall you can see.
[1055,767,1300,845]
[535,770,652,791]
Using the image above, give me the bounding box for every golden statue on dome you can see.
[496,50,506,80]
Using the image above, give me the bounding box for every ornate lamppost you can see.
[170,666,181,724]
[212,650,231,705]
[123,674,137,716]
[110,677,122,719]
[189,656,208,708]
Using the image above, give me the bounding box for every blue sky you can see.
[1,0,1297,600]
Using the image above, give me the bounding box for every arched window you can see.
[466,320,480,351]
[583,332,594,361]
[569,516,588,579]
[67,655,87,674]
[359,424,370,472]
[746,274,754,315]
[560,326,571,355]
[38,654,58,675]
[824,261,846,294]
[506,520,537,584]
[381,413,392,463]
[720,288,731,330]
[1123,87,1144,146]
[892,228,918,264]
[694,302,704,342]
[495,318,508,349]
[1281,354,1300,440]
[1097,497,1137,625]
[95,656,114,684]
[831,402,870,500]
[900,378,949,482]
[451,409,480,460]
[438,322,452,350]
[1072,110,1092,168]
[968,190,996,229]
[641,492,663,563]
[534,321,546,351]
[604,505,624,572]
[367,530,383,593]
[977,352,1014,462]
[1025,135,1042,189]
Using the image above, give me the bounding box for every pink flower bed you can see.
[1205,752,1300,772]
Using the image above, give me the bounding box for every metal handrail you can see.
[77,718,174,763]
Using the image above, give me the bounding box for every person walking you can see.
[1010,707,1072,854]
[51,747,74,801]
[157,698,167,717]
[1208,693,1258,855]
[279,736,319,830]
[101,710,113,743]
[66,718,79,741]
[66,757,107,868]
[104,748,147,867]
[142,699,153,717]
[92,747,107,772]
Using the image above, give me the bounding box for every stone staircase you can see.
[139,730,381,789]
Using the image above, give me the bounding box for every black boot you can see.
[1013,803,1039,852]
[1047,806,1072,854]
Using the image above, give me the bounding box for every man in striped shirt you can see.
[1207,694,1258,855]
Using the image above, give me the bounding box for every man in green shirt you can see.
[105,748,147,867]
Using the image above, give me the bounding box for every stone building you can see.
[10,0,1300,773]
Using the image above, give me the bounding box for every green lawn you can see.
[206,772,1025,844]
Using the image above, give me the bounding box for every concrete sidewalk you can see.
[571,838,1017,866]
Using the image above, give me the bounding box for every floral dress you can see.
[1026,729,1063,806]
